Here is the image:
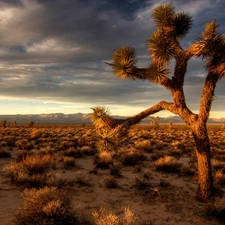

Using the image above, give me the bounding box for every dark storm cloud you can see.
[0,0,224,115]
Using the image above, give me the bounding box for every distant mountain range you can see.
[0,113,224,125]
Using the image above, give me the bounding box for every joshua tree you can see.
[2,120,7,128]
[28,121,35,128]
[93,4,225,202]
[168,122,173,131]
[149,116,160,129]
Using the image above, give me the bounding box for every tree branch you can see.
[198,72,219,124]
[117,101,177,127]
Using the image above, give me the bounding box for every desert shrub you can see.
[63,147,82,158]
[63,156,75,169]
[214,169,225,186]
[205,197,225,224]
[168,148,183,157]
[15,139,33,150]
[212,159,225,171]
[104,176,118,188]
[46,174,75,189]
[94,151,114,169]
[0,140,8,147]
[20,154,54,174]
[75,172,90,186]
[16,150,29,161]
[30,129,43,139]
[180,165,196,176]
[134,176,149,190]
[4,154,54,187]
[92,207,137,225]
[134,140,153,152]
[80,145,96,155]
[14,186,79,225]
[119,148,145,166]
[0,150,11,158]
[154,156,182,173]
[109,163,122,177]
[59,141,76,150]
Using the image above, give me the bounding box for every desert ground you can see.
[0,123,225,225]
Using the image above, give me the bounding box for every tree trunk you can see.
[192,126,214,202]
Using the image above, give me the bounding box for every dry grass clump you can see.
[118,148,145,166]
[59,140,76,150]
[134,176,150,190]
[104,176,118,188]
[94,151,114,169]
[205,196,225,224]
[15,139,33,150]
[154,156,182,173]
[14,186,79,225]
[109,163,122,177]
[62,156,76,169]
[212,159,225,171]
[4,154,54,187]
[92,207,137,225]
[80,145,96,155]
[63,147,82,158]
[134,140,153,152]
[214,169,225,186]
[168,148,183,157]
[0,149,11,158]
[30,129,43,139]
[75,172,90,186]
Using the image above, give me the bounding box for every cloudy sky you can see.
[0,0,225,118]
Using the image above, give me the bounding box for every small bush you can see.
[212,159,225,171]
[154,156,182,173]
[81,145,96,155]
[119,148,145,166]
[134,177,149,190]
[168,148,183,157]
[92,207,137,225]
[110,163,122,177]
[63,156,76,169]
[14,186,79,225]
[104,176,118,188]
[17,150,29,161]
[0,150,11,158]
[63,147,82,158]
[94,151,114,169]
[30,129,43,139]
[75,172,90,186]
[134,140,153,152]
[205,198,225,224]
[4,154,54,186]
[214,169,225,186]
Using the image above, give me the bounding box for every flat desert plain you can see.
[0,124,225,225]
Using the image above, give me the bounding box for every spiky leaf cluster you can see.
[151,4,192,39]
[147,31,176,64]
[147,4,192,65]
[146,63,169,84]
[108,46,137,80]
[91,106,114,129]
[193,20,225,59]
